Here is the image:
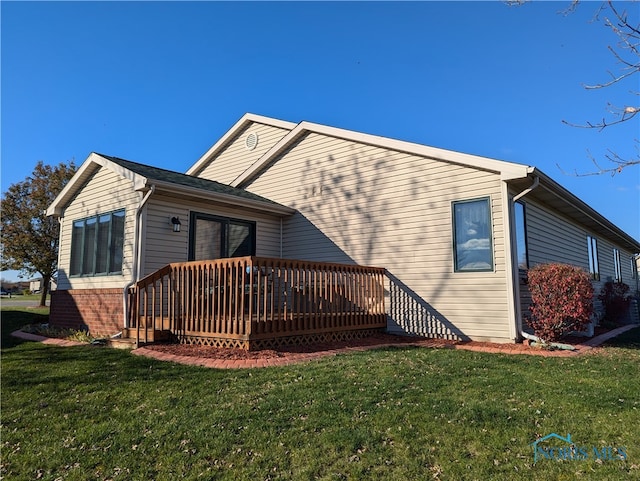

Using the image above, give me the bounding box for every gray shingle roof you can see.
[98,154,285,207]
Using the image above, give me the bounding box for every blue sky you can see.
[2,1,639,282]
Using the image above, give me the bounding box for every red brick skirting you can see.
[49,289,123,337]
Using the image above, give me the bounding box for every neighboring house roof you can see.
[46,152,295,217]
[193,113,638,253]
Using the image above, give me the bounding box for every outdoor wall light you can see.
[170,216,181,233]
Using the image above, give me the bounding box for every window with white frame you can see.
[587,235,600,281]
[613,248,622,282]
[70,210,125,276]
[452,197,493,272]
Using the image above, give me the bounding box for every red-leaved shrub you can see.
[527,263,594,342]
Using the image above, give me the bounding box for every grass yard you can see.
[2,307,639,481]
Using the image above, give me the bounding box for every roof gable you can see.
[46,153,147,216]
[186,113,296,178]
[222,114,638,252]
[230,120,533,188]
[47,152,294,217]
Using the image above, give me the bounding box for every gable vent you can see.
[245,132,259,151]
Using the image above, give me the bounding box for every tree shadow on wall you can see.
[278,207,468,340]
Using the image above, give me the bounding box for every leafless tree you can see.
[508,1,639,175]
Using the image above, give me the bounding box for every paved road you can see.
[1,297,50,307]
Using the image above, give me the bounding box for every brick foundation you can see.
[50,289,124,337]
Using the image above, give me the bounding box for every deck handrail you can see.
[127,256,386,348]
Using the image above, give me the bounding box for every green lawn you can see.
[2,307,639,480]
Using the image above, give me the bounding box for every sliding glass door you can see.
[189,213,255,261]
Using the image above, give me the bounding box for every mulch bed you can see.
[143,332,548,361]
[144,333,461,360]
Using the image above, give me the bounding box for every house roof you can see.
[205,113,638,253]
[228,119,533,187]
[510,170,640,253]
[46,152,295,217]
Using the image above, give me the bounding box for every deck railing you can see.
[127,256,386,349]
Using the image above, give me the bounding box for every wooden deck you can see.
[126,256,386,350]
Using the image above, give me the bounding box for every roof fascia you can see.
[533,168,640,252]
[151,179,295,217]
[232,121,531,188]
[186,113,296,176]
[46,153,148,217]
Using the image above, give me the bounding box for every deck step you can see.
[106,337,138,350]
[121,328,172,344]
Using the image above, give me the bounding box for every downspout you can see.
[508,175,541,344]
[513,175,539,203]
[509,177,575,350]
[512,176,590,349]
[122,185,155,329]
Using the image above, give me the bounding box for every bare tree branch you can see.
[563,104,639,130]
[560,1,639,174]
[506,1,638,175]
[557,140,640,176]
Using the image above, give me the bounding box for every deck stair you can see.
[105,328,172,349]
[106,336,138,350]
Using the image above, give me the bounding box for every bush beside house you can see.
[527,263,594,342]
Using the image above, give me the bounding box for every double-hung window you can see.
[587,235,600,280]
[70,210,125,276]
[452,197,493,272]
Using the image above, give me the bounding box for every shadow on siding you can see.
[281,211,466,340]
[386,271,470,341]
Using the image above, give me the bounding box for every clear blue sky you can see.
[2,1,639,282]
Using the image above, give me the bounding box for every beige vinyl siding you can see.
[519,198,639,322]
[524,201,588,269]
[520,200,593,322]
[597,237,636,285]
[57,167,139,290]
[619,248,636,286]
[594,240,638,322]
[244,132,512,342]
[523,199,638,284]
[142,198,190,276]
[196,122,291,184]
[598,237,615,283]
[623,251,638,286]
[142,195,282,276]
